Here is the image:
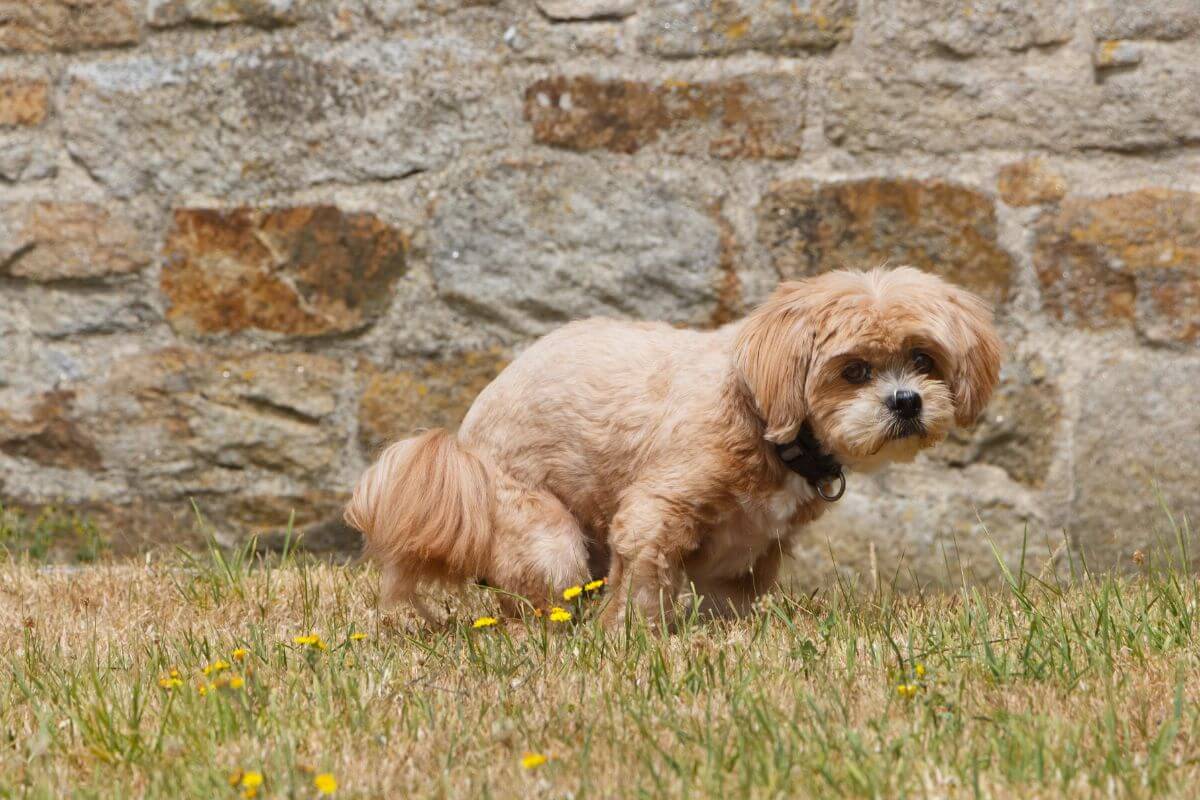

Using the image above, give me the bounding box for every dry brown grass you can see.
[1,543,1198,798]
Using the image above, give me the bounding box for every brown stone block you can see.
[525,77,667,155]
[161,206,407,337]
[1034,190,1200,344]
[0,78,49,127]
[997,158,1066,207]
[357,349,509,451]
[0,0,139,53]
[757,178,1015,303]
[523,73,805,159]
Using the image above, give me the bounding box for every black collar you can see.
[775,423,846,501]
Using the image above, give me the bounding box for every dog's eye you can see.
[842,361,871,384]
[912,350,935,375]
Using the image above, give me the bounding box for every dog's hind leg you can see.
[483,477,590,616]
[378,562,451,625]
[688,547,783,619]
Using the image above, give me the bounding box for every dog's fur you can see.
[346,267,1002,624]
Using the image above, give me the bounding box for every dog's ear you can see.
[735,283,814,444]
[939,286,1003,427]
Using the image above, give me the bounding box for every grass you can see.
[1,530,1198,799]
[0,503,110,564]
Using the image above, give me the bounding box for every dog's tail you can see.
[345,429,492,616]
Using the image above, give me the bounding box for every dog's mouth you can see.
[858,419,929,459]
[890,419,927,440]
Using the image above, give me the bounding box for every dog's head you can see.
[735,267,1001,471]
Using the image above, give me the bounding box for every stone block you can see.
[0,203,151,281]
[997,158,1066,207]
[161,206,407,337]
[0,78,49,127]
[1070,347,1200,567]
[1033,190,1200,344]
[638,0,855,57]
[757,178,1016,303]
[430,159,724,338]
[825,53,1200,153]
[0,0,139,53]
[357,349,509,451]
[524,73,805,158]
[63,42,504,197]
[862,0,1073,57]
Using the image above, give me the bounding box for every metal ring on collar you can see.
[816,471,846,502]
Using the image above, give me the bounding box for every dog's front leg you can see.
[602,490,701,628]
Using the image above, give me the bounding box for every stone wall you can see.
[2,0,1198,583]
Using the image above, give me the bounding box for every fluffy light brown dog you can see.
[345,267,1001,624]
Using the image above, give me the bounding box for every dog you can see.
[345,267,1002,624]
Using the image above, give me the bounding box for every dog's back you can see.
[459,317,735,500]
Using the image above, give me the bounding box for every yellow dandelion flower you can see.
[232,648,249,661]
[314,773,338,795]
[896,683,918,699]
[241,771,263,789]
[202,659,231,676]
[293,634,327,650]
[914,663,926,678]
[548,607,572,623]
[562,585,583,601]
[241,789,258,800]
[158,677,183,690]
[584,578,605,592]
[168,668,181,679]
[197,683,212,696]
[229,676,245,689]
[472,616,499,629]
[349,632,368,641]
[521,752,548,769]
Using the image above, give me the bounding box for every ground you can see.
[1,530,1198,798]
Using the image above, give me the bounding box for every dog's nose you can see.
[888,389,922,420]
